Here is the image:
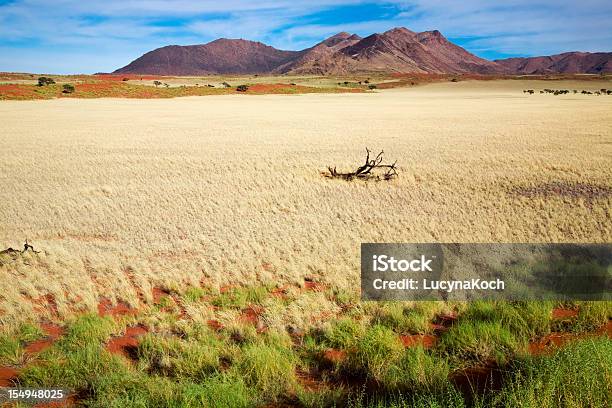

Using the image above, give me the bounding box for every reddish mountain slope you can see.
[335,28,502,74]
[495,52,612,74]
[114,39,298,75]
[113,28,611,75]
[272,32,363,75]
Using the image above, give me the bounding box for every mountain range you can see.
[114,27,611,76]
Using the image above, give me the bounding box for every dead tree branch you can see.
[324,148,398,181]
[1,239,40,256]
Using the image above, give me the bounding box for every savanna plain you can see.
[0,78,611,407]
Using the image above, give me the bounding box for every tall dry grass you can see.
[0,79,611,329]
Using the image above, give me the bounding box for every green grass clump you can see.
[383,346,451,392]
[439,320,519,363]
[570,301,611,332]
[323,317,365,349]
[182,286,207,303]
[459,301,552,341]
[0,323,44,365]
[491,338,611,407]
[234,342,297,402]
[137,334,222,380]
[296,386,345,408]
[347,386,467,408]
[346,325,404,381]
[20,342,127,390]
[211,286,269,309]
[58,313,116,351]
[371,303,431,334]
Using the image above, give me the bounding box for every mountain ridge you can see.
[114,28,611,75]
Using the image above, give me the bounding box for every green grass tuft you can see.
[234,342,297,402]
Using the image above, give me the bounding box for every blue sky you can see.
[0,0,610,74]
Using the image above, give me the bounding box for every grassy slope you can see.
[2,285,610,407]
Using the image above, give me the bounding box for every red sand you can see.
[24,323,64,354]
[322,348,346,364]
[400,334,437,349]
[528,320,611,355]
[304,279,326,291]
[551,308,579,319]
[0,366,19,387]
[97,298,137,317]
[450,362,503,396]
[106,325,148,358]
[152,287,171,303]
[207,319,223,331]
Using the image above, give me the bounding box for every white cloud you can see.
[0,0,610,73]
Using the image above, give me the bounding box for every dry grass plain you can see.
[0,79,611,330]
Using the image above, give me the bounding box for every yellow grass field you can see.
[1,79,611,329]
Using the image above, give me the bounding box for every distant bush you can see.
[236,85,249,92]
[37,77,55,86]
[62,84,75,94]
[364,79,370,84]
[222,82,231,88]
[450,78,459,82]
[122,78,129,81]
[153,80,162,87]
[368,84,377,90]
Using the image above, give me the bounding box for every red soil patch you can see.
[261,262,275,272]
[303,278,326,292]
[97,298,137,317]
[551,307,578,319]
[0,83,40,99]
[207,319,223,331]
[400,334,437,349]
[322,348,346,364]
[0,366,19,387]
[24,323,64,354]
[271,285,290,299]
[450,362,503,398]
[240,306,266,332]
[430,312,457,333]
[106,325,148,359]
[296,369,327,392]
[528,320,612,355]
[219,285,237,294]
[152,287,172,303]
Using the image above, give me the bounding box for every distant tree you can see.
[122,77,130,81]
[343,81,349,85]
[222,82,231,88]
[364,79,370,84]
[450,78,459,82]
[368,84,377,90]
[62,84,75,94]
[37,77,55,86]
[163,83,170,88]
[236,85,249,92]
[153,80,162,87]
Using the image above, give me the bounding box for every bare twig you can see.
[324,148,399,181]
